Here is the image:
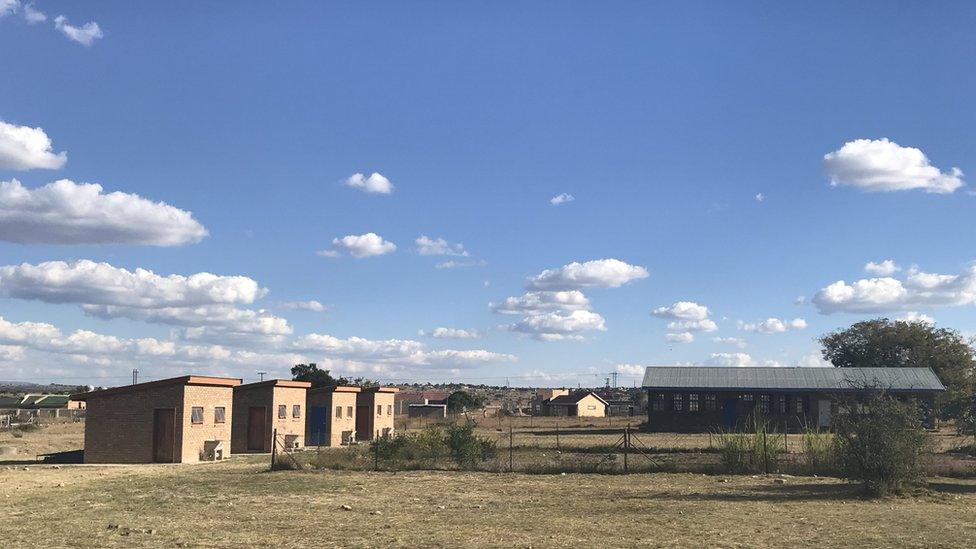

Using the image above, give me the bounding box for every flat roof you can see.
[361,386,399,394]
[642,367,945,392]
[235,379,312,391]
[71,375,242,401]
[308,385,362,394]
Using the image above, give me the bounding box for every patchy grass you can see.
[1,459,976,547]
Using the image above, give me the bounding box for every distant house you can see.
[532,388,569,415]
[642,366,946,432]
[605,399,636,417]
[545,391,608,417]
[395,390,449,414]
[0,394,85,418]
[231,379,311,453]
[307,385,361,447]
[407,403,447,419]
[356,387,398,440]
[72,375,241,464]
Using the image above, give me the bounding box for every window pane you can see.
[191,406,204,424]
[346,406,353,417]
[278,404,286,419]
[336,406,342,418]
[377,405,382,416]
[387,405,392,416]
[293,404,301,418]
[214,407,225,423]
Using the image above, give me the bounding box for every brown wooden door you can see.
[247,407,267,451]
[153,409,176,463]
[355,405,370,440]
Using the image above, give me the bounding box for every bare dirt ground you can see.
[0,420,84,459]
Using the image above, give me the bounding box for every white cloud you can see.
[344,172,393,194]
[813,264,976,314]
[491,290,590,316]
[652,301,710,321]
[528,258,648,291]
[416,235,469,257]
[898,311,935,325]
[798,352,832,368]
[708,352,755,367]
[0,260,291,340]
[435,259,487,269]
[865,259,901,276]
[422,327,481,339]
[0,344,24,361]
[713,336,747,349]
[615,364,645,376]
[318,232,396,258]
[22,2,43,23]
[293,332,515,370]
[54,15,103,46]
[794,296,806,305]
[665,331,694,343]
[667,319,718,332]
[755,193,765,202]
[0,121,67,170]
[738,317,807,334]
[0,179,208,246]
[0,0,18,17]
[550,193,575,206]
[824,138,964,194]
[510,310,606,341]
[280,300,326,312]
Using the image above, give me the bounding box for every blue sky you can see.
[2,1,975,387]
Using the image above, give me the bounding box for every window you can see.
[346,406,353,417]
[777,396,787,414]
[795,396,805,413]
[278,404,287,419]
[335,405,342,418]
[376,405,382,416]
[293,404,301,418]
[688,393,700,412]
[587,405,596,410]
[672,394,683,411]
[759,395,770,414]
[191,406,204,424]
[704,394,717,411]
[214,407,225,424]
[387,404,392,416]
[740,394,754,402]
[652,393,665,412]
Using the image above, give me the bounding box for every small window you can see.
[191,406,204,424]
[214,407,225,424]
[346,406,353,417]
[278,404,287,419]
[759,395,770,414]
[652,393,665,412]
[376,405,382,416]
[673,394,683,411]
[387,404,392,416]
[336,406,342,418]
[293,404,301,418]
[688,393,700,412]
[587,405,596,410]
[740,394,754,402]
[704,394,717,411]
[777,396,787,414]
[795,396,805,413]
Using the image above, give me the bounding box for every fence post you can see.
[555,420,560,451]
[508,424,514,473]
[271,428,277,469]
[623,425,629,474]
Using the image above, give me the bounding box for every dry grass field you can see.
[1,420,975,547]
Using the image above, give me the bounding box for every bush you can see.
[800,425,836,475]
[715,418,785,474]
[832,393,929,497]
[445,422,497,467]
[368,422,496,470]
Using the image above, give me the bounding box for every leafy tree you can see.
[820,319,976,419]
[291,363,344,389]
[446,390,483,415]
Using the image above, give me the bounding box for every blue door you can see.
[309,406,327,445]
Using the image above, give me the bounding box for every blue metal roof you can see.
[642,367,945,392]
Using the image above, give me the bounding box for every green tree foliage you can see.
[446,390,483,415]
[820,318,976,419]
[290,363,379,389]
[832,392,929,497]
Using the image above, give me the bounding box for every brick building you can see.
[306,385,360,447]
[545,391,608,417]
[642,366,945,432]
[356,387,398,440]
[72,376,241,464]
[231,379,311,453]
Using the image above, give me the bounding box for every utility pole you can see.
[257,371,267,382]
[610,372,619,389]
[132,369,138,385]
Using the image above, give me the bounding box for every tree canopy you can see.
[446,391,483,415]
[819,318,976,419]
[291,363,378,389]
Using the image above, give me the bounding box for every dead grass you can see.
[1,459,975,548]
[0,420,84,460]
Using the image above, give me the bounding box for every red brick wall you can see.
[180,385,234,462]
[306,390,358,446]
[83,383,184,464]
[231,385,306,453]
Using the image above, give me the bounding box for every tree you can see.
[446,391,483,415]
[291,363,344,389]
[820,318,976,419]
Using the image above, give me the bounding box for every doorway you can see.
[818,400,832,428]
[152,408,176,463]
[247,406,267,451]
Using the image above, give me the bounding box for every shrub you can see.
[831,393,929,497]
[715,418,785,474]
[367,423,496,470]
[800,425,836,475]
[445,422,497,468]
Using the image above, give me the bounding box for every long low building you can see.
[642,366,945,432]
